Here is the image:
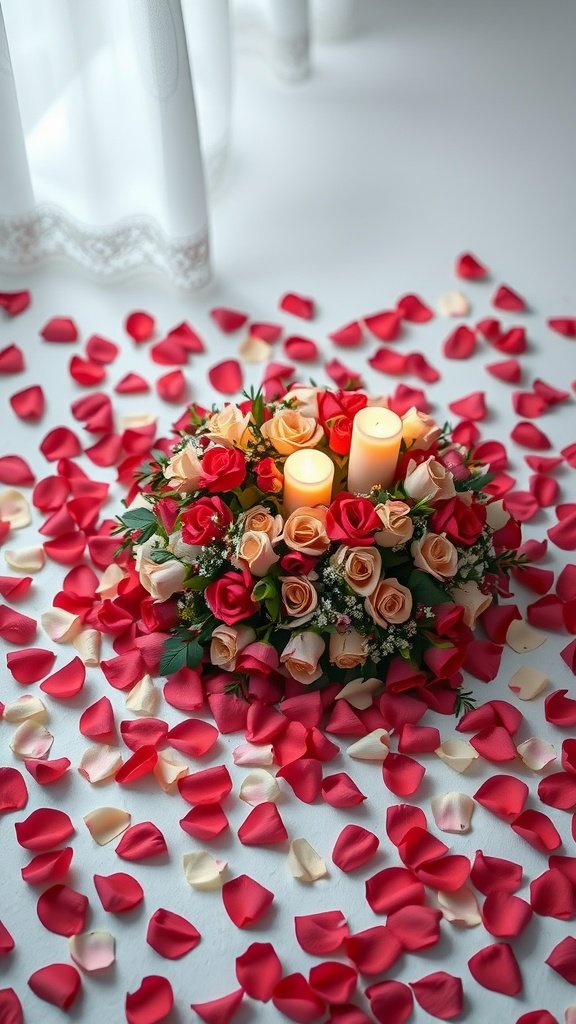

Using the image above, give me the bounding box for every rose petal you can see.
[364,310,402,341]
[284,336,318,361]
[530,867,576,919]
[238,802,288,845]
[84,807,131,845]
[382,752,425,796]
[4,694,47,724]
[125,311,155,342]
[511,809,561,852]
[115,821,167,861]
[295,911,349,955]
[0,766,28,813]
[309,961,357,1004]
[178,764,232,805]
[329,320,364,348]
[437,886,481,926]
[78,743,122,783]
[183,852,227,890]
[332,825,379,872]
[538,772,576,811]
[546,936,576,983]
[146,908,200,959]
[366,979,413,1024]
[115,372,150,394]
[435,739,479,773]
[115,746,158,785]
[456,252,488,278]
[443,325,476,359]
[471,850,522,895]
[150,337,188,365]
[474,775,528,819]
[365,866,425,915]
[40,657,85,699]
[222,874,274,927]
[277,758,323,803]
[431,792,474,833]
[180,804,229,841]
[37,884,88,936]
[511,421,552,450]
[6,648,55,684]
[239,769,280,806]
[15,807,73,852]
[238,336,271,363]
[548,317,576,337]
[482,890,532,937]
[448,391,487,421]
[208,359,243,396]
[468,941,522,995]
[154,749,188,792]
[486,357,522,383]
[507,618,547,652]
[386,804,427,845]
[69,931,115,972]
[287,838,327,882]
[410,971,463,1021]
[345,925,402,977]
[125,976,173,1024]
[438,291,470,317]
[279,293,314,320]
[28,964,81,1010]
[0,343,25,374]
[21,847,74,885]
[509,666,548,700]
[156,369,187,403]
[25,757,70,785]
[470,726,517,762]
[235,941,282,1001]
[387,905,442,951]
[549,513,576,550]
[210,307,248,332]
[347,730,390,761]
[125,674,159,716]
[166,719,218,758]
[94,872,143,912]
[41,607,81,642]
[10,721,54,760]
[272,974,325,1023]
[322,772,366,807]
[0,489,30,529]
[190,989,244,1024]
[397,293,434,322]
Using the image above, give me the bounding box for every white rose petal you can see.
[238,336,271,363]
[517,736,557,771]
[437,290,471,317]
[431,792,474,833]
[3,695,48,724]
[41,607,81,643]
[119,412,156,430]
[10,721,53,759]
[506,619,547,653]
[347,729,390,761]
[435,739,479,773]
[83,808,131,845]
[5,545,46,573]
[154,749,189,791]
[508,666,548,700]
[0,489,31,529]
[239,769,280,806]
[78,744,122,784]
[233,742,274,767]
[336,676,382,710]
[72,628,101,666]
[95,564,125,599]
[125,674,159,716]
[69,931,115,972]
[437,886,481,926]
[183,852,227,890]
[287,838,327,882]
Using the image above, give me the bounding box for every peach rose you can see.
[332,544,382,597]
[280,576,318,624]
[451,581,493,627]
[242,504,283,542]
[374,500,414,548]
[403,456,456,503]
[281,506,330,556]
[260,408,324,455]
[329,628,369,669]
[232,531,280,577]
[163,442,202,493]
[365,577,413,626]
[411,532,458,580]
[138,556,186,602]
[401,407,443,450]
[205,404,253,449]
[282,386,321,418]
[280,631,325,685]
[210,623,256,671]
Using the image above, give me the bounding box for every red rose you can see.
[205,571,258,625]
[492,516,522,552]
[280,551,318,574]
[255,456,283,494]
[181,496,233,545]
[430,496,487,547]
[318,389,367,429]
[140,596,179,634]
[326,414,353,456]
[326,492,380,546]
[155,497,181,536]
[200,446,246,493]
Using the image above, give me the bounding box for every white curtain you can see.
[0,0,357,288]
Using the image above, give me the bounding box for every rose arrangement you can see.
[111,386,525,713]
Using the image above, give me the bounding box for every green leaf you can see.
[186,639,204,668]
[185,575,211,592]
[149,548,175,564]
[407,569,452,607]
[159,639,188,676]
[456,471,494,493]
[120,507,156,531]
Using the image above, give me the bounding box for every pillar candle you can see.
[347,407,402,495]
[283,449,335,516]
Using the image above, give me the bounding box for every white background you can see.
[1,2,576,1022]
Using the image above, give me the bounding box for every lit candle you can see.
[283,449,335,516]
[347,407,402,495]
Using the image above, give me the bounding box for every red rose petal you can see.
[272,974,325,1023]
[79,696,115,742]
[15,807,74,851]
[85,334,119,364]
[0,454,35,485]
[279,293,315,320]
[115,372,150,394]
[501,492,541,524]
[190,989,244,1024]
[398,826,448,869]
[366,979,413,1024]
[516,1013,558,1024]
[511,809,561,853]
[322,772,366,808]
[546,936,576,983]
[236,941,282,1001]
[0,766,28,814]
[387,905,442,951]
[180,804,229,841]
[382,752,425,796]
[284,336,318,361]
[457,700,522,735]
[398,723,441,753]
[530,867,576,919]
[329,321,364,347]
[167,719,218,757]
[28,964,81,1010]
[125,311,155,342]
[388,383,429,415]
[365,867,425,915]
[37,883,88,935]
[21,847,73,885]
[238,802,288,845]
[125,976,173,1024]
[93,871,144,912]
[155,369,187,403]
[40,657,85,699]
[397,293,434,322]
[146,907,200,958]
[44,530,86,565]
[25,758,70,785]
[469,726,517,762]
[84,434,123,467]
[414,855,471,892]
[0,988,23,1023]
[495,326,527,354]
[69,355,106,386]
[208,359,243,396]
[548,317,576,337]
[294,911,349,955]
[0,343,25,374]
[365,310,403,341]
[558,565,576,603]
[471,850,522,895]
[468,942,522,995]
[0,920,14,954]
[481,890,532,937]
[150,337,188,365]
[10,384,45,421]
[492,285,526,311]
[0,606,37,645]
[485,357,522,383]
[530,472,559,508]
[40,317,78,342]
[115,745,158,785]
[448,390,487,420]
[249,322,281,344]
[410,972,463,1021]
[511,422,551,450]
[325,357,364,390]
[345,926,402,977]
[513,391,548,418]
[332,825,379,872]
[443,325,476,359]
[462,639,503,682]
[549,513,576,550]
[309,962,357,1004]
[40,426,82,461]
[538,773,576,811]
[456,252,488,279]
[7,648,55,684]
[526,594,566,631]
[222,874,274,928]
[115,821,168,860]
[277,758,323,803]
[474,776,528,820]
[368,345,407,375]
[0,289,30,316]
[178,765,232,805]
[386,803,427,845]
[207,691,248,732]
[210,307,249,332]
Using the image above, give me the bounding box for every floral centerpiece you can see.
[112,386,525,712]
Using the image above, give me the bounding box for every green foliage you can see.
[159,632,204,675]
[407,569,453,607]
[252,576,280,620]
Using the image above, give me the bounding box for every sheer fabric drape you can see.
[0,0,358,288]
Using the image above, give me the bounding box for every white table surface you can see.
[1,2,576,1021]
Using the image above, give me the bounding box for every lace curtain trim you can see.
[0,204,210,289]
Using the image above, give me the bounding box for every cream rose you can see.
[232,531,280,577]
[163,442,202,493]
[332,545,382,597]
[374,500,414,548]
[365,577,413,626]
[205,404,253,449]
[403,456,456,503]
[329,629,369,669]
[210,623,255,671]
[282,387,321,418]
[168,530,201,564]
[281,506,330,556]
[260,408,324,455]
[242,504,283,542]
[451,581,493,627]
[280,631,325,685]
[280,576,318,624]
[138,557,186,602]
[401,407,443,451]
[411,532,458,580]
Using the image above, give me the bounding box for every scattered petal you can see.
[437,886,481,926]
[146,908,200,959]
[332,825,379,872]
[125,976,173,1024]
[347,729,390,760]
[287,838,327,882]
[183,852,227,890]
[84,808,131,846]
[28,963,81,1010]
[69,931,115,972]
[272,974,325,1023]
[0,766,28,813]
[482,890,532,937]
[431,792,474,833]
[468,941,522,995]
[93,872,143,913]
[115,821,167,860]
[435,739,479,773]
[235,941,282,1001]
[10,721,54,760]
[294,910,349,955]
[191,989,244,1024]
[517,737,557,771]
[78,744,122,783]
[222,874,274,927]
[208,359,243,396]
[239,769,280,805]
[36,884,88,936]
[410,971,463,1021]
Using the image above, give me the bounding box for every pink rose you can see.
[210,623,255,671]
[280,576,318,625]
[411,532,458,581]
[205,571,258,625]
[365,577,413,626]
[329,628,369,669]
[281,506,330,556]
[280,631,325,685]
[403,456,456,503]
[331,544,382,596]
[374,500,414,548]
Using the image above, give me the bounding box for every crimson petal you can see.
[93,871,144,912]
[294,910,349,955]
[15,807,74,850]
[115,822,168,860]
[222,874,274,928]
[146,907,200,958]
[410,971,463,1021]
[208,359,243,396]
[125,976,173,1024]
[40,317,78,342]
[0,767,28,813]
[236,941,282,1001]
[36,884,88,935]
[272,974,325,1023]
[468,941,522,995]
[365,980,413,1024]
[190,989,244,1024]
[28,964,81,1009]
[332,825,379,872]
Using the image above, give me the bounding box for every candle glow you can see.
[283,449,335,515]
[347,407,402,495]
